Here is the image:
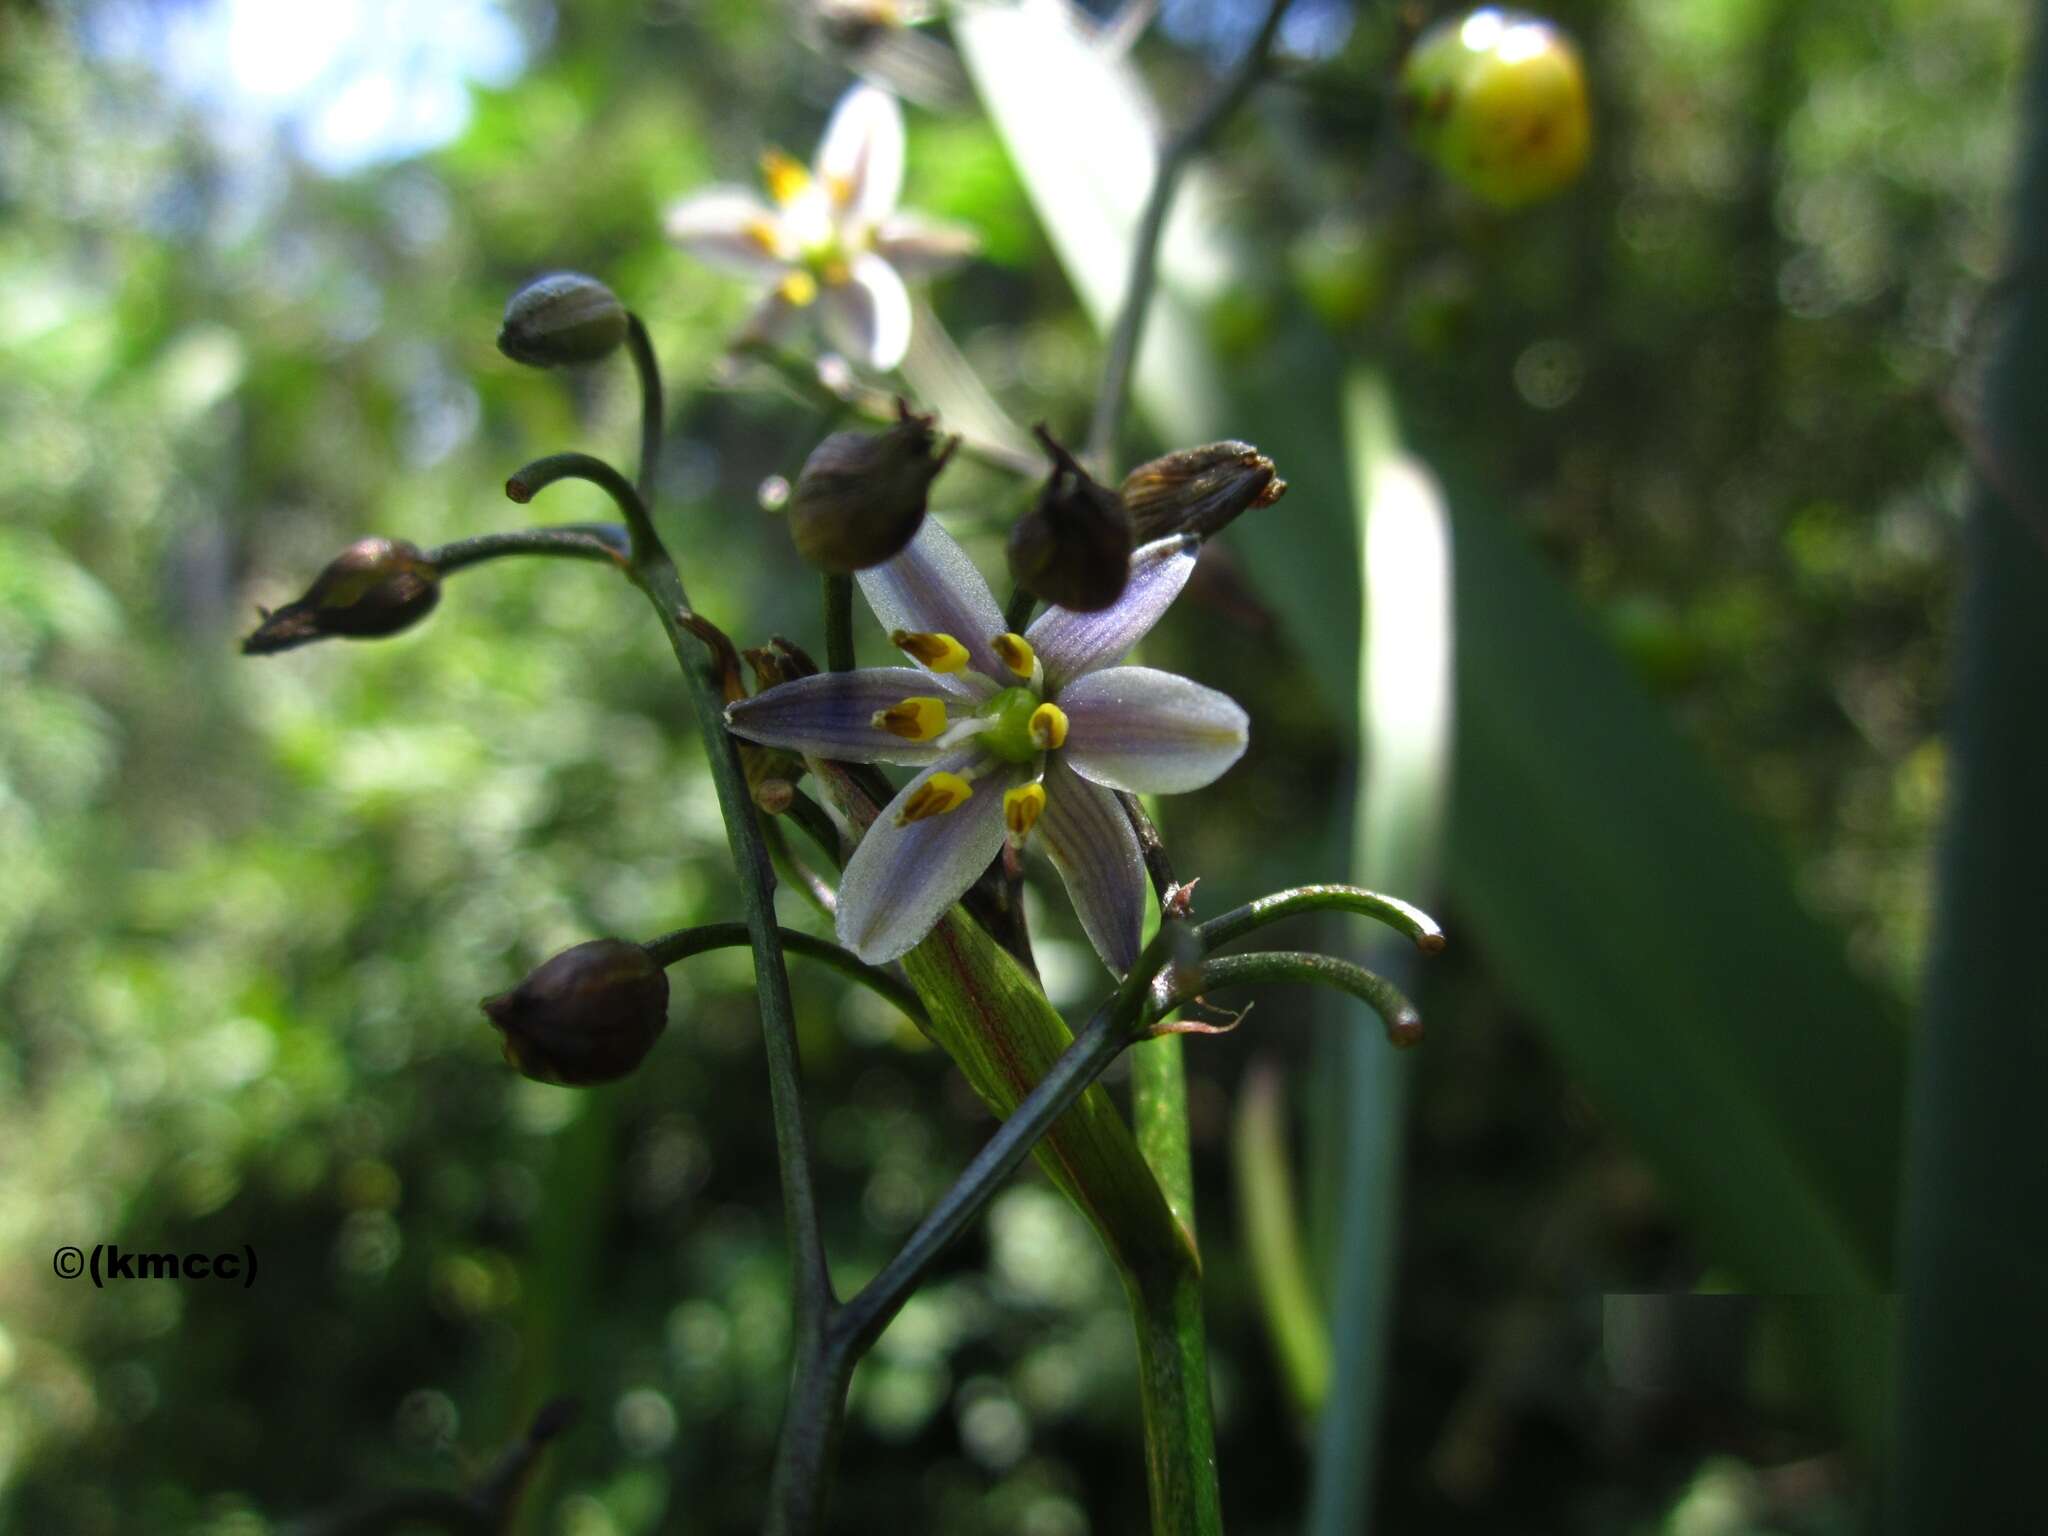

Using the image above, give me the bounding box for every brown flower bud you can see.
[480,939,669,1087]
[1120,441,1287,544]
[1007,426,1133,612]
[785,402,958,573]
[241,537,441,655]
[497,272,629,368]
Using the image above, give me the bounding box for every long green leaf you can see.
[1896,6,2048,1524]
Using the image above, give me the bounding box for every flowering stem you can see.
[1002,583,1038,634]
[506,367,836,1380]
[823,573,856,672]
[641,922,928,1030]
[1118,793,1200,1240]
[834,923,1186,1354]
[427,524,629,574]
[1086,0,1296,470]
[1157,950,1426,1049]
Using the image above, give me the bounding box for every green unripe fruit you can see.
[1398,8,1591,210]
[497,272,629,368]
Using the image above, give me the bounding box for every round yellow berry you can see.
[1398,8,1591,210]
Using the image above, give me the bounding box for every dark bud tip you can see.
[240,537,441,655]
[1386,1009,1426,1049]
[1008,425,1133,612]
[497,272,629,369]
[480,938,669,1087]
[786,405,955,573]
[1120,441,1286,544]
[504,477,535,504]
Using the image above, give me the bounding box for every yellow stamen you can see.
[871,696,949,741]
[897,771,973,824]
[825,172,855,209]
[1003,782,1046,842]
[1028,702,1068,751]
[778,270,819,307]
[761,149,812,206]
[991,632,1036,679]
[818,256,853,288]
[891,629,970,673]
[743,217,787,257]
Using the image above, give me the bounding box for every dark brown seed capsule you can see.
[786,401,958,573]
[1120,441,1287,544]
[241,537,441,655]
[480,939,670,1087]
[1008,426,1133,612]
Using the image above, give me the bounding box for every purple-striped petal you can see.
[874,213,980,277]
[836,751,1020,963]
[1035,757,1146,975]
[724,667,974,765]
[1026,536,1200,690]
[857,518,1008,680]
[1057,666,1249,794]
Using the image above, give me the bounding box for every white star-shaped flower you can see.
[664,84,976,372]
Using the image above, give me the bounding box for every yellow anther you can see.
[743,218,787,257]
[778,270,819,307]
[897,771,973,825]
[818,256,853,288]
[890,629,970,673]
[761,149,812,206]
[992,632,1037,679]
[825,172,855,209]
[1027,702,1068,751]
[871,696,949,742]
[1003,782,1046,842]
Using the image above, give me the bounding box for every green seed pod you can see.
[1008,426,1133,612]
[241,537,441,654]
[480,939,670,1087]
[497,272,629,368]
[786,402,958,574]
[1398,8,1591,210]
[1120,441,1287,544]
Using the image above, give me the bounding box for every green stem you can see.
[1003,583,1039,635]
[626,314,664,506]
[1196,883,1445,956]
[1118,792,1199,1242]
[427,524,628,574]
[780,787,846,871]
[504,452,660,564]
[641,922,926,1031]
[1157,950,1425,1049]
[823,573,856,672]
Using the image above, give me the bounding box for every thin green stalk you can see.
[626,314,663,506]
[823,573,856,672]
[1156,950,1424,1050]
[779,787,845,871]
[1196,883,1445,956]
[642,922,927,1031]
[427,524,628,574]
[1085,0,1297,469]
[1233,1062,1329,1412]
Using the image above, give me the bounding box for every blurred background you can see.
[0,0,2020,1531]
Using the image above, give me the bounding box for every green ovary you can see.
[976,686,1045,766]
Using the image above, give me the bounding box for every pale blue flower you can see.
[726,520,1248,970]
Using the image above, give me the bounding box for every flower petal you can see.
[734,287,808,351]
[725,667,976,765]
[836,752,1019,963]
[815,83,905,229]
[1025,536,1200,690]
[821,252,913,371]
[1035,757,1147,975]
[874,213,980,278]
[663,187,793,276]
[857,517,1008,680]
[1057,666,1249,794]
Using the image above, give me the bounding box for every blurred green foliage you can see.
[0,0,2019,1532]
